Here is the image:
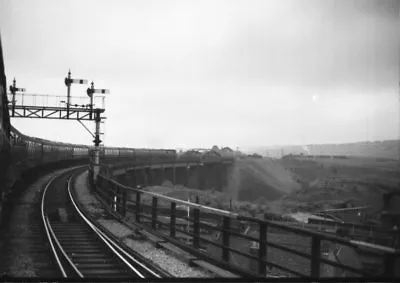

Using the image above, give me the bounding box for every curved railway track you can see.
[41,168,163,279]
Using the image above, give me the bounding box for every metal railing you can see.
[270,215,396,245]
[7,93,105,109]
[95,173,400,278]
[306,218,397,246]
[108,160,201,170]
[107,159,234,173]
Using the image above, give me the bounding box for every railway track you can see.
[0,174,61,277]
[41,168,164,279]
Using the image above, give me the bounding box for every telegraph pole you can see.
[8,78,25,117]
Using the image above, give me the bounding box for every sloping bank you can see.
[225,158,300,202]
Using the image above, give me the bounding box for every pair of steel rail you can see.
[41,168,163,279]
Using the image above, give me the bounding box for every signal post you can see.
[8,78,25,117]
[87,81,109,184]
[64,69,88,119]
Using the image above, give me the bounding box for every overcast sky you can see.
[1,0,399,149]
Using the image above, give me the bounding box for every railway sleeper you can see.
[70,258,115,264]
[75,263,128,269]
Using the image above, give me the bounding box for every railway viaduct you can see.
[110,161,232,192]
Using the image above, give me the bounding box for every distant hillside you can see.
[249,140,400,160]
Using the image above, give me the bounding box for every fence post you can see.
[136,192,141,223]
[117,185,124,215]
[92,171,96,192]
[106,180,111,206]
[152,196,158,229]
[98,176,105,198]
[170,202,176,238]
[119,188,122,212]
[193,207,200,249]
[222,216,230,262]
[113,183,117,210]
[110,182,115,209]
[258,222,267,276]
[115,185,119,213]
[118,186,123,215]
[311,235,321,277]
[122,188,127,217]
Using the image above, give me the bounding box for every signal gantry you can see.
[8,70,110,182]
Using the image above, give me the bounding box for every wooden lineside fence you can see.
[95,173,400,278]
